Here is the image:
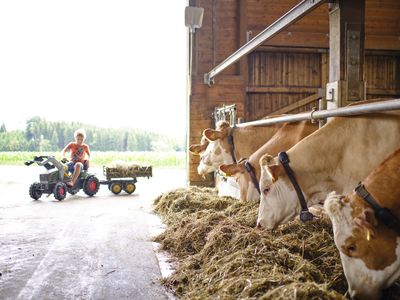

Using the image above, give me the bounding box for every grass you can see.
[0,151,185,168]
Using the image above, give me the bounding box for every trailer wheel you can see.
[54,182,67,201]
[124,182,136,194]
[83,176,100,197]
[29,182,42,200]
[110,182,122,195]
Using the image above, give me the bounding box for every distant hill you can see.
[0,117,185,152]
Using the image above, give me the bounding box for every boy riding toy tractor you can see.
[25,155,100,201]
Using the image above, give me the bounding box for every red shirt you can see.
[65,143,90,163]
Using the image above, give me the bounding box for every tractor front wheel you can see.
[29,183,42,200]
[83,176,99,197]
[54,182,67,201]
[110,182,122,195]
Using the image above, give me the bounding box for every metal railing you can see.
[203,0,328,85]
[235,99,400,128]
[213,104,237,127]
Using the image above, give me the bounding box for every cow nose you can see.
[256,222,262,229]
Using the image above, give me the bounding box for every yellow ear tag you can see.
[366,229,371,241]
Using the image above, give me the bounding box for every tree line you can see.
[0,117,185,152]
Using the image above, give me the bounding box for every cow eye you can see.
[347,244,356,253]
[263,187,270,195]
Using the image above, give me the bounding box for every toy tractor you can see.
[25,155,100,201]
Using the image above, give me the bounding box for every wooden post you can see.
[327,0,366,108]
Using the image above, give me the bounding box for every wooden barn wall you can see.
[365,54,400,99]
[189,0,245,186]
[246,0,400,50]
[188,0,400,185]
[246,51,324,120]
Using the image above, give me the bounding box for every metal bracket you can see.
[213,104,237,127]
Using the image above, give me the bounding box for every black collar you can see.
[355,183,400,235]
[244,160,260,194]
[227,128,237,164]
[278,152,314,222]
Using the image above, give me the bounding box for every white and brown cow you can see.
[257,112,400,229]
[219,121,318,202]
[325,148,400,300]
[189,120,282,175]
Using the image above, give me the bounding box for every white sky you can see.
[0,1,187,138]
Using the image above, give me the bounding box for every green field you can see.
[0,151,186,168]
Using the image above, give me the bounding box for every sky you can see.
[0,1,187,138]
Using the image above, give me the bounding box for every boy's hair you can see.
[74,128,86,139]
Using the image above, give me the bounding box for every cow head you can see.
[325,191,400,300]
[257,154,300,229]
[196,121,234,175]
[219,160,260,202]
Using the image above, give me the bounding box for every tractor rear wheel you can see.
[83,176,100,197]
[54,182,67,201]
[110,182,122,195]
[29,182,42,200]
[123,182,136,194]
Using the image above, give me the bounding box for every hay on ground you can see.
[153,187,349,299]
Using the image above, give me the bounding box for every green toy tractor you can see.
[25,155,100,201]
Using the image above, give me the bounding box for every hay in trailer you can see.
[106,160,148,177]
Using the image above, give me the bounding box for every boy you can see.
[61,128,91,187]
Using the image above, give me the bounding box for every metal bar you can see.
[203,0,328,85]
[235,99,400,128]
[214,104,237,126]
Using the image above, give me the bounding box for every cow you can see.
[325,148,400,300]
[189,120,282,175]
[257,111,400,229]
[219,121,318,201]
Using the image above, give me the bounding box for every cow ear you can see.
[188,143,207,155]
[260,154,280,183]
[259,154,276,166]
[267,165,283,183]
[219,164,243,177]
[354,207,378,240]
[203,129,224,141]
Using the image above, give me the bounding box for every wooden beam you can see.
[246,86,320,94]
[272,94,322,114]
[328,0,366,108]
[367,88,400,96]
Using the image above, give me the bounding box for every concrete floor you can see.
[0,166,185,300]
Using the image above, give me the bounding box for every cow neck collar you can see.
[278,151,314,222]
[227,127,237,164]
[244,160,260,194]
[355,183,400,235]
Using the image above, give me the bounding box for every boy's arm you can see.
[85,145,91,160]
[61,143,71,159]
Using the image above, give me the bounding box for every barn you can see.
[187,0,400,186]
[163,0,400,299]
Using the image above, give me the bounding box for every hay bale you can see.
[153,187,399,299]
[107,160,143,177]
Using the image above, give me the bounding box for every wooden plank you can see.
[246,86,320,93]
[367,88,400,96]
[271,94,321,114]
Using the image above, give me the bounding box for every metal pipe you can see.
[203,0,327,85]
[235,99,400,128]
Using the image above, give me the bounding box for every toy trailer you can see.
[100,165,152,194]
